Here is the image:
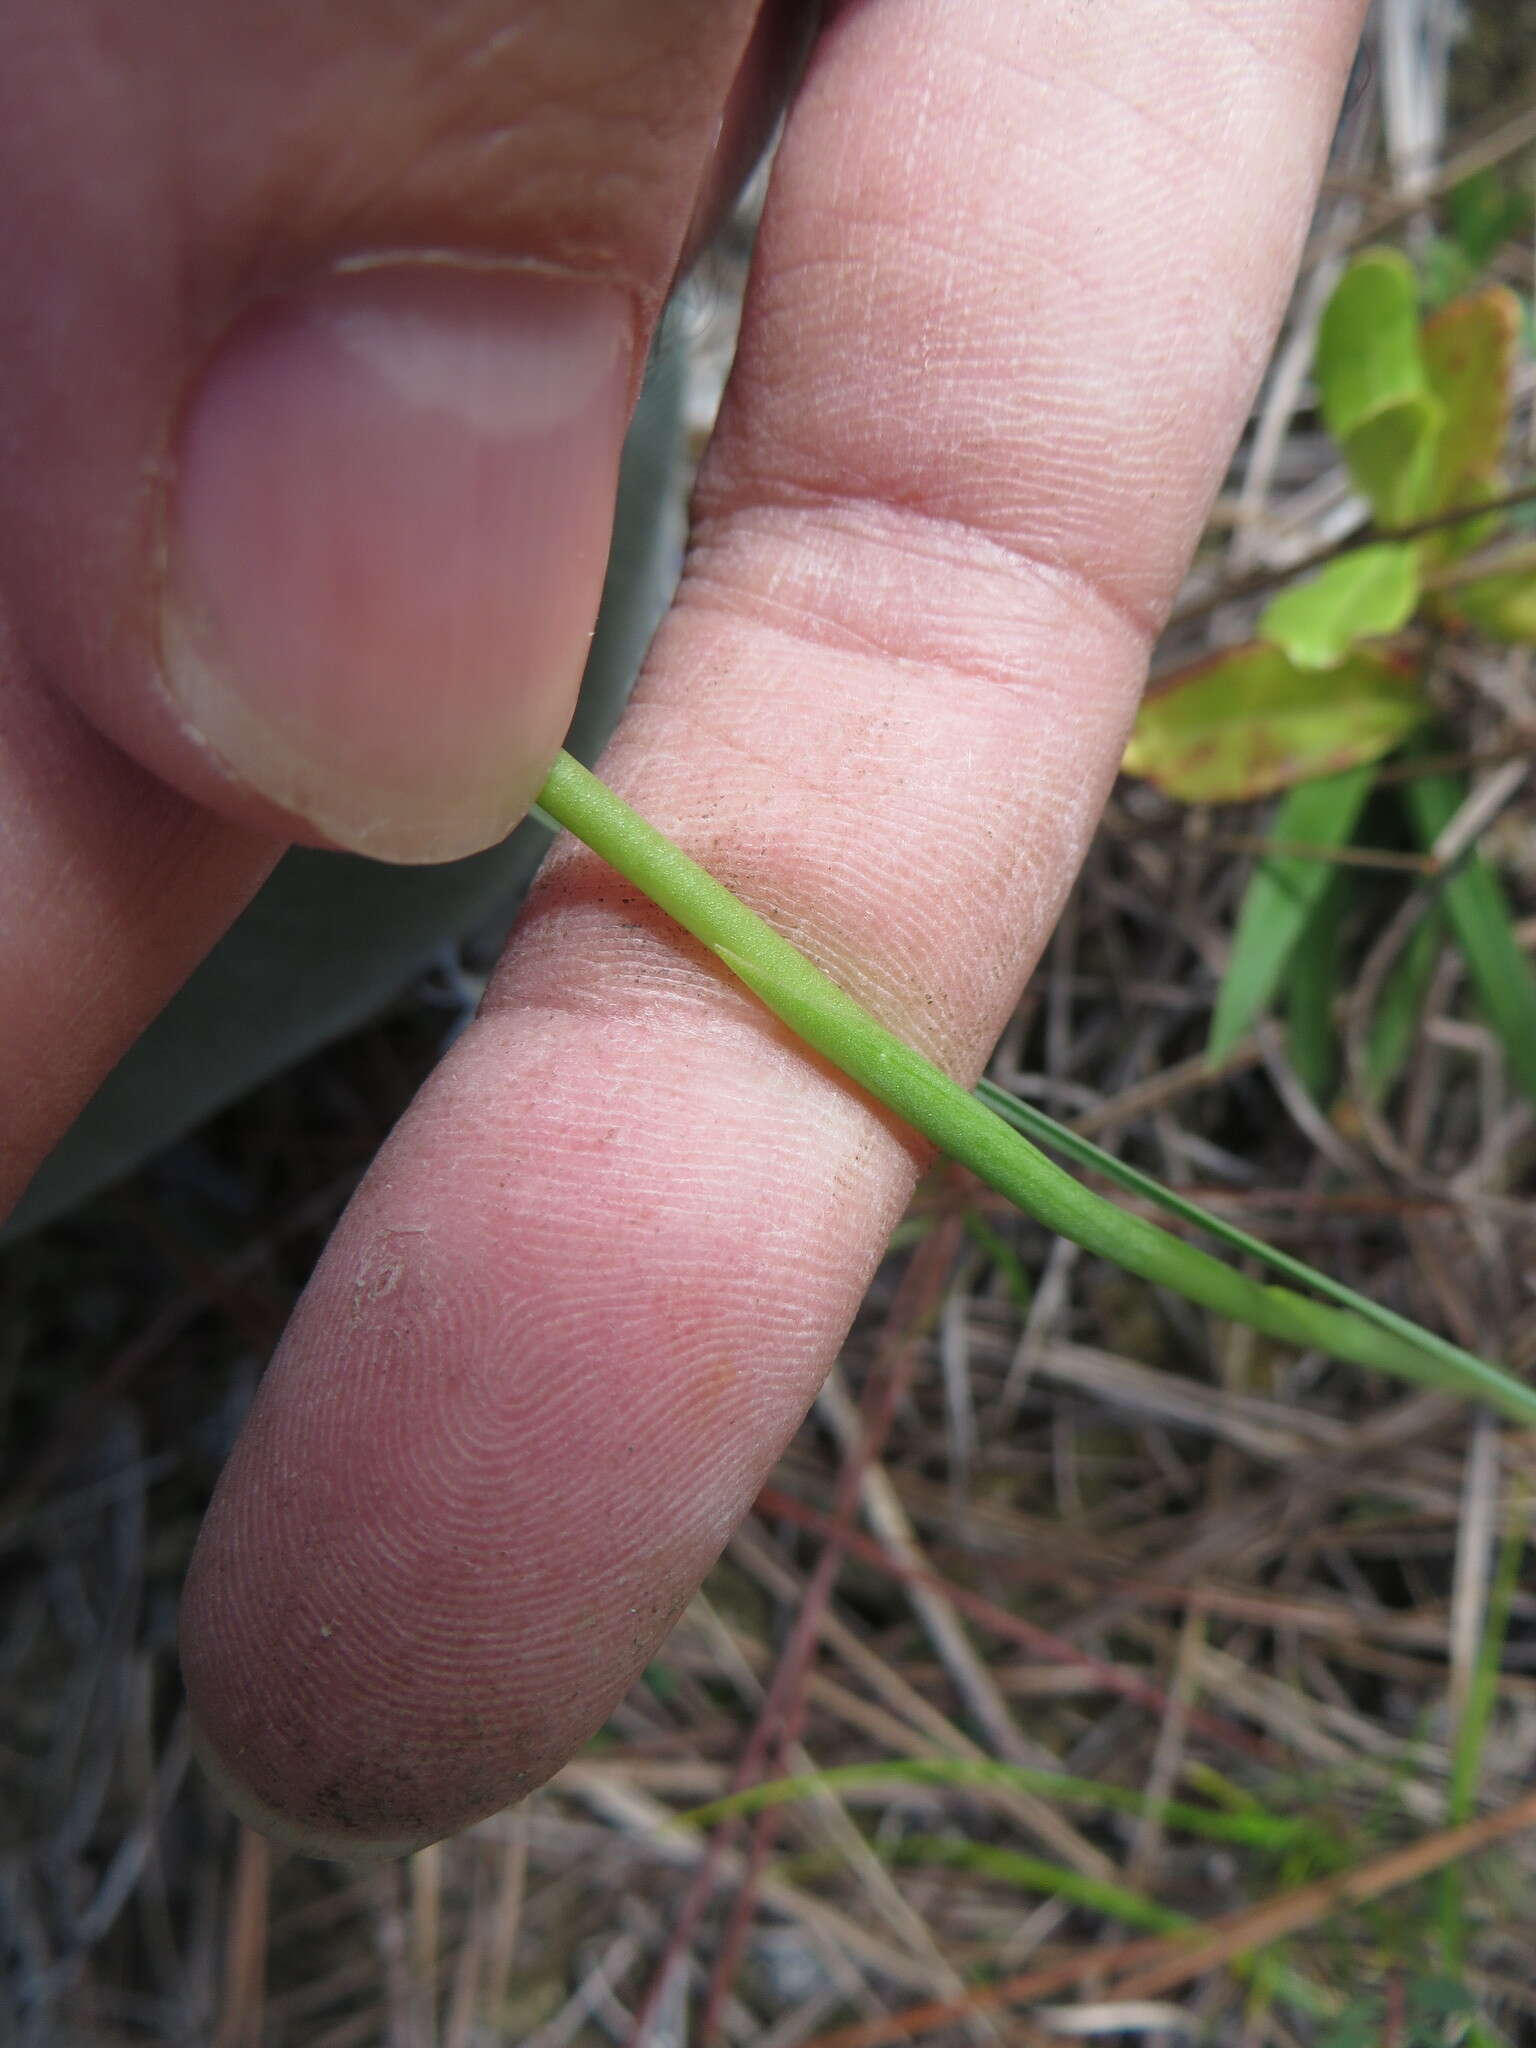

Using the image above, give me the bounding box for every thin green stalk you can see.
[970,1081,1525,1415]
[776,1832,1331,2020]
[672,1756,1314,1853]
[534,752,1536,1425]
[960,1210,1033,1313]
[881,1833,1187,1936]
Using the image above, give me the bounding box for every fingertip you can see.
[191,1720,430,1867]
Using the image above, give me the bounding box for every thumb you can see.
[162,260,631,862]
[0,0,777,863]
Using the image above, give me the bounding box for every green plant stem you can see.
[534,752,1536,1425]
[882,1833,1188,1936]
[969,1082,1514,1410]
[776,1834,1329,2019]
[673,1756,1312,1852]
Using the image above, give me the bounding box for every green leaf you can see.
[1434,557,1536,642]
[1420,234,1479,314]
[1259,543,1420,669]
[1447,167,1534,269]
[1345,394,1444,528]
[1123,643,1425,804]
[1420,286,1520,557]
[1316,249,1443,526]
[1208,766,1377,1064]
[1400,765,1536,1110]
[1318,250,1426,438]
[1422,288,1519,497]
[1286,870,1348,1103]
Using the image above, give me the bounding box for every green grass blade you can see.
[972,1076,1534,1421]
[672,1756,1314,1853]
[1400,766,1536,1108]
[1209,764,1377,1064]
[777,1828,1332,2021]
[536,753,1536,1425]
[1363,905,1444,1104]
[1449,1514,1524,1824]
[1286,870,1348,1102]
[961,1211,1034,1312]
[883,1833,1186,1935]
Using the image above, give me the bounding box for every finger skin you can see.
[0,649,276,1219]
[0,0,761,845]
[181,0,1370,1851]
[0,0,766,1217]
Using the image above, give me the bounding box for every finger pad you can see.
[180,1002,905,1844]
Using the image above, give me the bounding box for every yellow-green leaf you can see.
[1434,562,1536,642]
[1423,287,1519,502]
[1123,643,1425,804]
[1259,543,1420,670]
[1419,286,1519,558]
[1316,249,1442,526]
[1344,395,1444,528]
[1317,250,1425,437]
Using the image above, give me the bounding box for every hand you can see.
[2,1,1369,1856]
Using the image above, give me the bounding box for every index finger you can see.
[182,0,1370,1856]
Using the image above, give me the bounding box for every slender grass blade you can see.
[1209,765,1377,1064]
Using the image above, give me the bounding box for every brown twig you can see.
[1164,479,1536,636]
